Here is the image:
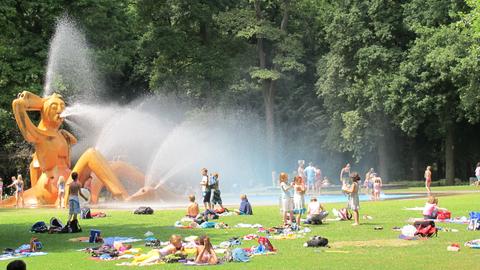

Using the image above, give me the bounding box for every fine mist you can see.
[43,15,103,101]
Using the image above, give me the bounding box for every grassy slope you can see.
[1,193,480,270]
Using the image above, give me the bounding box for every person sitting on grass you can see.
[304,197,328,224]
[186,195,200,218]
[195,235,218,265]
[342,172,360,226]
[67,172,88,223]
[7,260,26,270]
[234,194,253,215]
[423,195,446,220]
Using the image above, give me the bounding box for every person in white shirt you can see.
[200,168,211,210]
[304,197,328,224]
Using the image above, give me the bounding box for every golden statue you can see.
[1,91,176,207]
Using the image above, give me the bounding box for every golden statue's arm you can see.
[12,91,46,143]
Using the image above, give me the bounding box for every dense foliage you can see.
[1,0,479,183]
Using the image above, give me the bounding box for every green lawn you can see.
[1,192,479,270]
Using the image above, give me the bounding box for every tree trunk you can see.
[445,123,455,185]
[377,134,389,182]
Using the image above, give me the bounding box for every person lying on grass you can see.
[195,235,218,265]
[158,234,185,256]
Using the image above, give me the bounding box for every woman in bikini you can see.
[195,235,218,265]
[424,166,432,194]
[7,175,24,208]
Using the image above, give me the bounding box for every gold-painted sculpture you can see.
[1,91,175,207]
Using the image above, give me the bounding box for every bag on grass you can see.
[258,237,276,252]
[61,219,82,233]
[81,208,92,219]
[305,235,329,247]
[468,212,480,231]
[31,221,48,233]
[436,210,451,220]
[414,220,437,237]
[134,206,154,215]
[337,208,352,221]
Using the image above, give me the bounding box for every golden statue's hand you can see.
[14,91,45,111]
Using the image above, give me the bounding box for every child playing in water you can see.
[293,176,306,225]
[373,177,382,201]
[7,175,24,208]
[342,172,360,226]
[186,195,200,218]
[234,194,253,215]
[57,176,66,208]
[0,178,3,200]
[279,172,294,226]
[195,235,218,265]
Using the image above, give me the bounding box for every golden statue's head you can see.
[40,93,65,129]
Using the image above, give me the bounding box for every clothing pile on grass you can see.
[174,210,230,229]
[0,237,47,261]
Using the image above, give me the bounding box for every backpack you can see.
[414,220,437,237]
[134,206,154,215]
[81,208,92,219]
[31,221,48,233]
[338,208,352,220]
[257,237,276,252]
[468,212,480,231]
[62,219,82,233]
[48,217,64,233]
[305,235,329,247]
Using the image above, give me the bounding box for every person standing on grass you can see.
[279,172,294,226]
[210,172,225,210]
[424,166,432,194]
[67,172,87,223]
[342,172,360,226]
[200,168,211,210]
[293,176,306,225]
[7,175,24,208]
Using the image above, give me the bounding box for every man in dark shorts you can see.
[200,168,211,210]
[68,172,88,223]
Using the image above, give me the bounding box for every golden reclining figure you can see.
[1,91,176,207]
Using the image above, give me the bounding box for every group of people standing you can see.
[199,168,224,211]
[296,160,326,193]
[0,175,25,208]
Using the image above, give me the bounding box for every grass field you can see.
[1,189,479,269]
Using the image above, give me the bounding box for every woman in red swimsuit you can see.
[424,166,432,194]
